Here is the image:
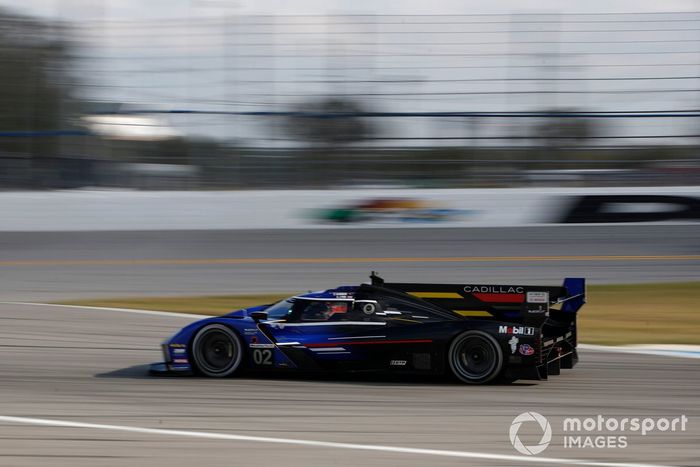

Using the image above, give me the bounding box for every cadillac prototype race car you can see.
[150,273,585,384]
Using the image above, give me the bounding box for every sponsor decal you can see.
[244,328,258,335]
[526,291,549,303]
[465,285,524,294]
[173,358,189,364]
[508,336,519,354]
[526,305,548,314]
[561,195,700,223]
[499,325,536,336]
[168,343,186,348]
[390,360,407,366]
[519,344,535,356]
[249,343,275,349]
[172,348,186,355]
[524,292,549,314]
[312,198,476,224]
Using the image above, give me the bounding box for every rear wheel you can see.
[191,324,243,377]
[448,331,503,384]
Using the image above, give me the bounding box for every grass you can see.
[578,282,700,345]
[59,283,700,345]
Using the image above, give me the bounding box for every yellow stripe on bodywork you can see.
[455,310,493,317]
[409,292,463,299]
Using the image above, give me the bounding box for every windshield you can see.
[264,298,295,320]
[298,300,349,322]
[263,297,353,322]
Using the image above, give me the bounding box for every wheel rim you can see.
[451,334,499,382]
[194,327,240,375]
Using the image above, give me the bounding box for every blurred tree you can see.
[283,98,375,147]
[0,9,79,186]
[531,108,596,148]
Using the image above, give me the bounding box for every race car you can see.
[150,273,585,384]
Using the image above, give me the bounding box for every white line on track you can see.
[0,301,213,319]
[0,415,674,467]
[579,344,700,359]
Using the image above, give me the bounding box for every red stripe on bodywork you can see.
[306,339,433,348]
[473,292,524,303]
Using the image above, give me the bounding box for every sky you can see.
[3,0,700,20]
[3,0,700,145]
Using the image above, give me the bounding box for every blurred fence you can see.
[2,11,700,189]
[2,139,699,189]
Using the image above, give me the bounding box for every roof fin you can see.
[370,271,384,286]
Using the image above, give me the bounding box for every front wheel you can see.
[191,324,243,377]
[448,330,504,384]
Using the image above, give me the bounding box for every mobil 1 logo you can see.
[499,325,536,336]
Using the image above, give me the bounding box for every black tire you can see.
[448,330,504,384]
[191,324,243,377]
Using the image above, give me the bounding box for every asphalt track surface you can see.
[0,224,699,301]
[0,225,698,466]
[0,302,698,467]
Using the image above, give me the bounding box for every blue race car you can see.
[150,273,585,384]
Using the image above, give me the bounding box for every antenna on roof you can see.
[370,271,384,286]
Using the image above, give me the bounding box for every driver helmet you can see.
[325,302,349,319]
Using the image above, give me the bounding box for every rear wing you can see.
[371,273,585,323]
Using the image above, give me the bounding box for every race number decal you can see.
[252,348,273,366]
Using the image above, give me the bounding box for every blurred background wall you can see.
[2,5,700,190]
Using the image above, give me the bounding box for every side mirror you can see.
[250,311,268,323]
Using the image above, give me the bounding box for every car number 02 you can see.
[252,348,273,365]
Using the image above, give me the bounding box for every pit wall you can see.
[1,187,698,231]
